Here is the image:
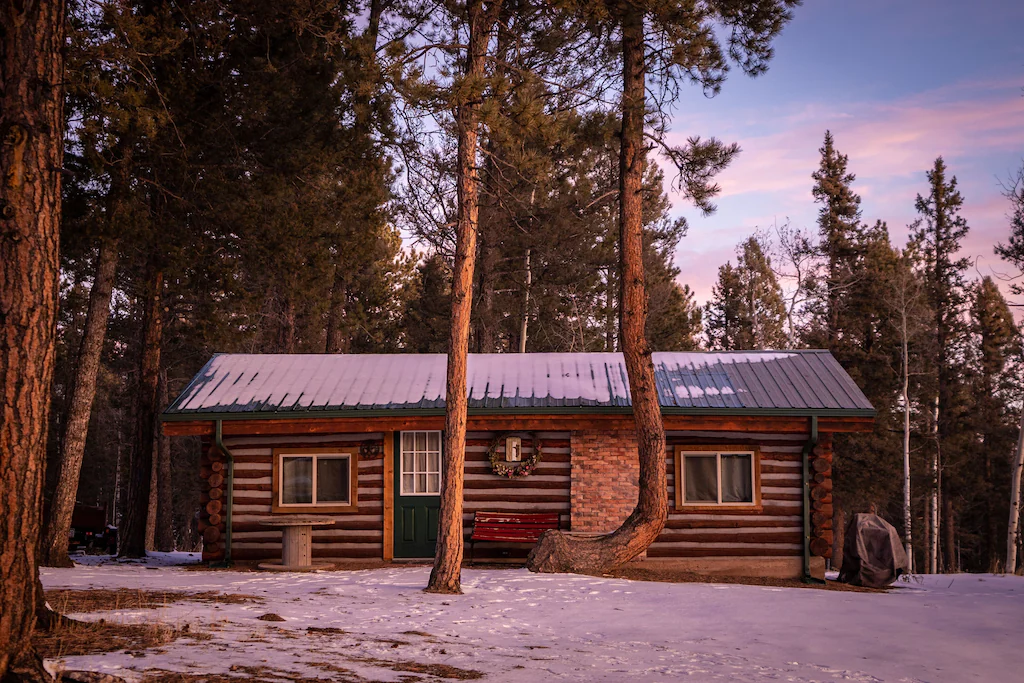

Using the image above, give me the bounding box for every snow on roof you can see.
[164,351,874,416]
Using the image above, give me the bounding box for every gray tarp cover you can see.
[838,513,910,588]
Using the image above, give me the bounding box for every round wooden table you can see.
[256,516,336,571]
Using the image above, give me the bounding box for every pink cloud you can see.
[662,79,1024,321]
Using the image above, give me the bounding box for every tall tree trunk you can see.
[527,6,667,574]
[146,446,158,550]
[155,369,174,551]
[930,395,940,573]
[40,238,119,567]
[476,220,498,352]
[901,320,913,572]
[519,248,531,353]
[943,493,956,572]
[0,0,65,677]
[1007,413,1024,574]
[119,266,164,558]
[426,0,497,595]
[604,268,616,351]
[325,266,348,353]
[277,295,295,353]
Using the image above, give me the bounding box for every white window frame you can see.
[277,452,353,507]
[399,430,442,496]
[677,448,758,507]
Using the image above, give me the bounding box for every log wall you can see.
[649,430,810,559]
[200,430,571,563]
[462,431,571,561]
[197,426,818,566]
[201,433,385,562]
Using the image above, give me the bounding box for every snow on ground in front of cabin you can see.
[41,555,1024,682]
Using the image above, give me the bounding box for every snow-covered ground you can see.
[41,554,1024,682]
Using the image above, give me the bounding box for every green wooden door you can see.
[393,431,442,558]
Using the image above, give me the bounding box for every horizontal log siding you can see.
[223,433,384,561]
[462,431,571,561]
[649,430,808,559]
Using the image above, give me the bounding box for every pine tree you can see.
[968,277,1019,570]
[913,156,971,572]
[997,162,1024,573]
[809,130,863,350]
[705,237,787,350]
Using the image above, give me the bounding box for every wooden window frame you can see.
[398,430,442,497]
[272,447,358,513]
[674,445,762,511]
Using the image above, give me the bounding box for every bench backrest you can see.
[474,511,560,528]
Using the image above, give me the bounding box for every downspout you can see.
[213,419,234,566]
[802,416,823,583]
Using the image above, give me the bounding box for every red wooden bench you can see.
[469,511,561,562]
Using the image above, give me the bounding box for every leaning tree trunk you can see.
[0,0,65,678]
[526,7,668,574]
[41,238,119,567]
[426,0,497,595]
[1007,413,1024,574]
[119,265,164,558]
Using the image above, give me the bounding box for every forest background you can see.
[40,0,1024,578]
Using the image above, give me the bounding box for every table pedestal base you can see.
[257,561,334,572]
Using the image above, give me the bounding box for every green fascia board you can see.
[161,405,876,422]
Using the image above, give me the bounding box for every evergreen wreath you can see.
[487,432,542,478]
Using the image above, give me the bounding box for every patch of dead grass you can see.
[347,656,483,680]
[34,619,180,659]
[45,588,262,614]
[604,565,885,592]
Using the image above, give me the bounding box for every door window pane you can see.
[317,457,350,503]
[282,457,313,504]
[400,431,442,495]
[684,455,718,503]
[721,454,752,503]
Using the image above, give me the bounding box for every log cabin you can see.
[161,351,873,580]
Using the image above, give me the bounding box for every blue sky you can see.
[662,0,1024,316]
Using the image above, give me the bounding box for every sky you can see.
[660,0,1024,317]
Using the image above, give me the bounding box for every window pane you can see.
[427,431,440,452]
[402,451,414,474]
[282,457,312,504]
[721,454,753,503]
[402,432,413,452]
[416,473,427,493]
[402,473,414,493]
[316,457,350,503]
[427,451,440,473]
[684,455,717,503]
[416,452,427,472]
[427,474,440,493]
[415,432,426,451]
